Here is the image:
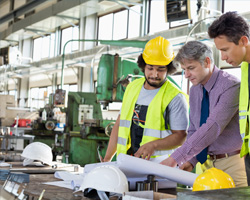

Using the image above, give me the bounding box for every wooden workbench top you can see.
[24,174,87,200]
[0,162,89,200]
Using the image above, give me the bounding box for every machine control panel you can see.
[78,105,93,124]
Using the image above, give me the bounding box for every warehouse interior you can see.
[0,0,249,199]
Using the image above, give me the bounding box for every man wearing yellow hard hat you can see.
[102,36,189,162]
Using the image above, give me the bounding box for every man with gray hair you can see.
[160,41,247,187]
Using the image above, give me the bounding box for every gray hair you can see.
[174,41,214,67]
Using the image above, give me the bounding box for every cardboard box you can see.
[0,118,15,126]
[0,95,15,105]
[0,95,15,118]
[123,191,176,200]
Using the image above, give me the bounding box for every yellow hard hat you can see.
[193,168,235,191]
[142,36,174,66]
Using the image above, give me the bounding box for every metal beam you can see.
[0,0,47,25]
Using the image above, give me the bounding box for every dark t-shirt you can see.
[127,103,168,155]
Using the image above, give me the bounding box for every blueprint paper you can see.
[44,172,85,190]
[54,171,84,181]
[117,154,198,187]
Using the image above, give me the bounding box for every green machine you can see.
[65,92,110,166]
[96,54,144,109]
[65,54,144,166]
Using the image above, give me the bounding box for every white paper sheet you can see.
[54,171,84,181]
[44,172,85,190]
[117,154,198,187]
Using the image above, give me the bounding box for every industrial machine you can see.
[25,90,67,161]
[64,53,144,166]
[64,92,108,165]
[96,53,143,109]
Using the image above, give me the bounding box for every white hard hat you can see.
[79,165,128,197]
[21,142,53,166]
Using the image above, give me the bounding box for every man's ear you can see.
[240,36,249,46]
[204,57,211,68]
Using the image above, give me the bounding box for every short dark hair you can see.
[137,54,177,75]
[208,11,250,44]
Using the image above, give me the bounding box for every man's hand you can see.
[134,142,156,160]
[160,156,177,168]
[179,162,194,172]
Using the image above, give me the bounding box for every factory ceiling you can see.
[1,0,249,78]
[0,0,141,47]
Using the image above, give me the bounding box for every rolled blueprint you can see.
[117,154,198,187]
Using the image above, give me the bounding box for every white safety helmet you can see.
[21,142,53,166]
[79,165,128,198]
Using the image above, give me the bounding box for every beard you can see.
[145,76,167,88]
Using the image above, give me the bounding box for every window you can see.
[69,84,78,92]
[98,13,114,40]
[98,5,141,41]
[149,0,169,34]
[113,10,128,40]
[33,38,42,61]
[128,5,141,38]
[222,67,241,80]
[224,0,250,13]
[169,73,191,94]
[9,90,16,96]
[61,26,79,54]
[33,33,55,61]
[62,84,78,92]
[30,87,50,108]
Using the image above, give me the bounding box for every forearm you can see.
[103,115,120,162]
[150,130,187,151]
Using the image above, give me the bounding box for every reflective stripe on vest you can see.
[119,119,131,128]
[117,77,188,157]
[239,62,250,157]
[117,137,127,146]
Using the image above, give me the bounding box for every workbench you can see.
[0,161,84,200]
[1,174,86,200]
[1,160,249,200]
[0,161,179,200]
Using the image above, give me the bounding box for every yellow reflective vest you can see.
[239,62,250,157]
[117,77,188,158]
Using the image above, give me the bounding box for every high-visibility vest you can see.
[117,77,188,158]
[239,61,250,157]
